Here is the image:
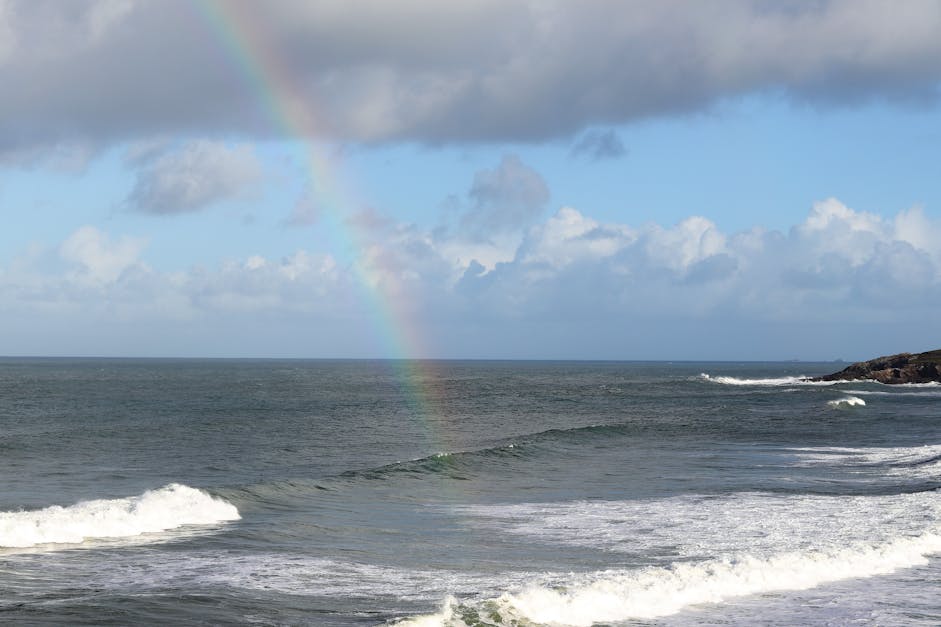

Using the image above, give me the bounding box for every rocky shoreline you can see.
[808,349,941,384]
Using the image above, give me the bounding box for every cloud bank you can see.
[4,198,940,359]
[1,0,940,154]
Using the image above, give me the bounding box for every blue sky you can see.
[3,0,941,360]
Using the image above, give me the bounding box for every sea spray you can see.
[828,396,866,408]
[0,483,239,548]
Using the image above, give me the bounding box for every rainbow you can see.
[190,0,451,451]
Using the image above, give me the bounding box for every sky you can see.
[2,0,941,361]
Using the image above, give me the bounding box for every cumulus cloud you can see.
[127,140,262,214]
[1,0,940,153]
[520,207,634,268]
[429,155,550,271]
[5,197,941,358]
[59,225,146,283]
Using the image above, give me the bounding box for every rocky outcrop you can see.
[809,349,941,384]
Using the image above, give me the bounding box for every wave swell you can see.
[339,443,530,482]
[327,424,626,485]
[220,426,629,506]
[0,483,240,548]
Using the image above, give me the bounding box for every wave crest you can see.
[827,396,866,409]
[0,483,240,548]
[700,373,835,386]
[400,532,941,626]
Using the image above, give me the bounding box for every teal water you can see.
[1,359,939,625]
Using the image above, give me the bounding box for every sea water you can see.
[1,358,939,625]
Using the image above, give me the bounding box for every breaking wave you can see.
[0,484,240,548]
[404,488,941,625]
[828,396,866,408]
[699,373,836,386]
[701,373,941,389]
[398,531,941,626]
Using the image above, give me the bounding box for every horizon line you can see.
[0,354,850,364]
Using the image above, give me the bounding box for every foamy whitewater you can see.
[0,484,239,548]
[1,359,939,625]
[828,396,867,408]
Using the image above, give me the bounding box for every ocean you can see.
[1,358,939,626]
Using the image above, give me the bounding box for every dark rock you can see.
[808,349,941,384]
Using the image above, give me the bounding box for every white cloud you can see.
[521,206,634,269]
[795,198,884,263]
[641,216,727,273]
[128,140,263,214]
[59,225,146,284]
[436,235,519,275]
[893,206,941,260]
[4,199,941,358]
[424,155,551,275]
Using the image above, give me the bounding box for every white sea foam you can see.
[0,483,239,548]
[699,373,836,386]
[792,444,941,478]
[8,489,936,626]
[792,443,941,464]
[489,532,941,626]
[457,491,941,560]
[408,490,941,626]
[827,396,866,408]
[198,555,524,601]
[395,598,459,627]
[702,372,941,389]
[845,388,941,397]
[890,381,941,387]
[0,547,528,606]
[393,532,941,627]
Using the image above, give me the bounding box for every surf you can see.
[827,396,866,408]
[0,483,239,549]
[402,531,941,626]
[699,373,838,386]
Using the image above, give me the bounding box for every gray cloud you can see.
[128,140,262,214]
[0,0,940,154]
[460,155,550,236]
[570,129,627,161]
[284,186,321,227]
[0,141,98,172]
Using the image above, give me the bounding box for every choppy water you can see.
[1,358,939,625]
